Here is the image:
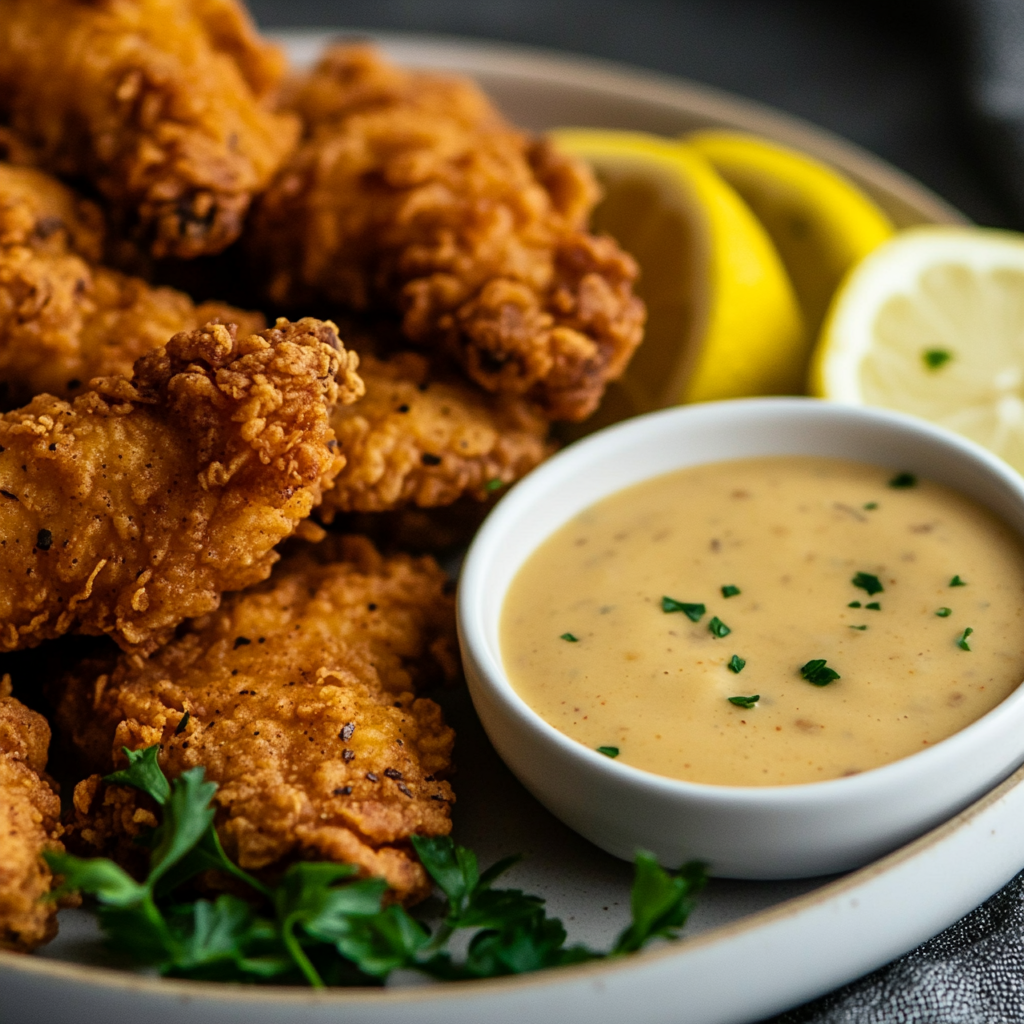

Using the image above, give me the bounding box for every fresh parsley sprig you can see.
[46,747,707,987]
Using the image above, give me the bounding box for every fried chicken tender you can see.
[58,535,457,903]
[249,44,645,422]
[0,317,362,654]
[0,162,264,405]
[322,350,552,517]
[0,677,66,952]
[0,0,300,258]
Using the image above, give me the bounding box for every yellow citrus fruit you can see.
[550,128,804,412]
[812,225,1024,474]
[687,130,895,364]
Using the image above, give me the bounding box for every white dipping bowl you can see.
[457,398,1024,879]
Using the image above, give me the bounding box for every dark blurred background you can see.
[247,0,1021,229]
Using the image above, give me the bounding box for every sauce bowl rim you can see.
[458,396,1024,805]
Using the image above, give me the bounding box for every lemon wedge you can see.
[551,129,804,410]
[812,225,1024,475]
[687,130,895,359]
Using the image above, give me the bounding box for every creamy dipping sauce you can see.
[500,456,1024,786]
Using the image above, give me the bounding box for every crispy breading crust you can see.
[249,44,645,421]
[0,679,67,952]
[321,351,552,516]
[59,536,457,903]
[0,0,300,258]
[0,317,362,653]
[0,163,264,405]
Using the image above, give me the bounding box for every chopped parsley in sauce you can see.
[662,597,705,621]
[597,746,620,758]
[852,572,884,596]
[721,585,741,598]
[709,617,731,638]
[560,633,578,642]
[923,349,952,370]
[958,627,974,651]
[727,695,759,708]
[728,655,746,673]
[936,607,952,617]
[889,472,917,488]
[801,659,840,686]
[950,575,967,587]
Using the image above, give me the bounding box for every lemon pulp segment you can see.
[687,130,895,364]
[550,129,804,409]
[813,225,1024,475]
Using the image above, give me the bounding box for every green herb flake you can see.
[721,585,741,598]
[889,472,917,489]
[866,602,881,611]
[958,627,974,651]
[727,655,746,673]
[484,478,504,493]
[560,633,579,643]
[850,625,868,630]
[800,659,841,686]
[661,597,705,621]
[597,746,620,758]
[848,601,862,608]
[851,572,884,596]
[936,607,952,617]
[923,348,952,370]
[727,695,759,708]
[174,711,190,736]
[708,616,731,638]
[950,575,967,587]
[864,502,878,510]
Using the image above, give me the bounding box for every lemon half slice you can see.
[812,225,1024,474]
[551,129,804,411]
[687,130,895,358]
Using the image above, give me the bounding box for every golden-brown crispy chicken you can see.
[58,535,457,903]
[0,317,362,654]
[249,44,645,422]
[0,678,66,952]
[322,350,552,517]
[0,0,300,258]
[0,162,264,405]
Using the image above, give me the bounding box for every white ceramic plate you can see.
[4,32,1011,1024]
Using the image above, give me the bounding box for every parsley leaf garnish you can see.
[850,625,868,630]
[888,472,917,488]
[727,695,759,708]
[560,633,578,642]
[936,607,952,617]
[484,479,504,493]
[45,746,707,987]
[866,602,881,611]
[950,575,967,587]
[848,601,862,608]
[923,349,952,370]
[851,572,884,596]
[597,746,620,758]
[958,627,974,651]
[864,502,878,510]
[661,597,705,621]
[721,585,741,598]
[727,654,746,673]
[708,616,731,638]
[800,659,841,686]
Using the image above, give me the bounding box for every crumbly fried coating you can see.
[59,535,457,903]
[0,0,300,258]
[249,44,645,422]
[0,678,66,952]
[0,317,362,653]
[0,163,264,405]
[321,350,552,517]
